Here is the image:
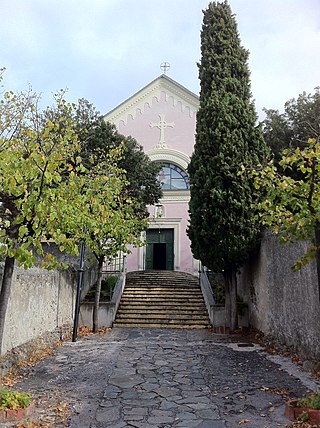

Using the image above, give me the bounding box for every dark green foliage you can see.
[75,99,162,220]
[85,275,118,302]
[207,272,225,304]
[188,1,268,273]
[46,98,162,220]
[298,394,320,410]
[263,88,320,165]
[262,109,293,166]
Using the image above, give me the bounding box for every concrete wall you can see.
[79,271,126,328]
[238,232,320,360]
[200,271,226,329]
[1,245,98,357]
[2,266,76,355]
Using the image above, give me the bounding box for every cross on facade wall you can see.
[150,114,175,148]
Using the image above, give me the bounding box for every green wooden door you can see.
[145,229,174,270]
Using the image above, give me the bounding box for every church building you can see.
[104,74,199,275]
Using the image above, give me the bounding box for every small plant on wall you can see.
[285,393,320,424]
[297,394,320,410]
[0,389,31,411]
[0,389,32,423]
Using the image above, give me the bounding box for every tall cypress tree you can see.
[188,1,268,329]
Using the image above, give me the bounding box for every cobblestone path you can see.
[9,328,319,427]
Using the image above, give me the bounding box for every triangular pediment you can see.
[104,74,199,128]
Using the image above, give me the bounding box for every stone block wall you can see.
[238,232,320,360]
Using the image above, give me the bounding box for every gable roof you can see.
[104,74,199,127]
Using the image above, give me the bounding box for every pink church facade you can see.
[104,75,200,275]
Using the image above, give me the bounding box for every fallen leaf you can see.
[239,419,250,424]
[270,388,289,395]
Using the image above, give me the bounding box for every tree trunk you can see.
[92,255,104,333]
[224,268,238,331]
[314,221,320,302]
[0,256,15,355]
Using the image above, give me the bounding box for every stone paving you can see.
[7,328,320,427]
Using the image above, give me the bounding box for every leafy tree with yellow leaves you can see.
[0,70,146,351]
[252,137,320,301]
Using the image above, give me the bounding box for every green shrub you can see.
[85,275,119,301]
[207,273,225,304]
[298,393,320,410]
[0,389,31,410]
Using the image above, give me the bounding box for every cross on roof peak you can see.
[160,62,170,75]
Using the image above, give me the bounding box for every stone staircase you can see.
[113,271,210,329]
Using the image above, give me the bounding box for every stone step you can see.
[117,308,206,315]
[117,311,207,317]
[119,300,206,306]
[120,299,205,309]
[113,322,208,329]
[119,301,206,307]
[120,296,204,301]
[122,290,202,297]
[124,286,201,294]
[115,315,208,324]
[122,290,201,293]
[117,312,208,322]
[122,292,201,295]
[128,275,199,286]
[121,295,202,300]
[127,278,199,284]
[126,275,199,286]
[115,271,209,329]
[116,320,209,326]
[116,313,209,320]
[128,287,200,290]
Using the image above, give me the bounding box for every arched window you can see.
[157,163,190,190]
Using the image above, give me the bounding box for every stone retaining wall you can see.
[238,232,320,360]
[1,265,76,356]
[79,272,126,328]
[0,245,97,367]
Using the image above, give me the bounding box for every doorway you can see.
[145,228,174,270]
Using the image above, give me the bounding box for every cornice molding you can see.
[160,190,190,203]
[148,217,182,225]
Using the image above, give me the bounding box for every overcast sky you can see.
[1,0,319,120]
